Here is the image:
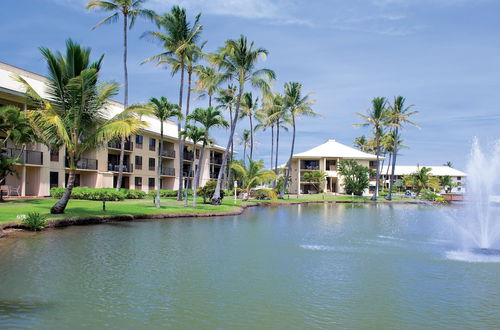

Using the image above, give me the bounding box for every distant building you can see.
[380,165,467,193]
[287,139,379,195]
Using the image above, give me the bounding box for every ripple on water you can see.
[445,250,500,263]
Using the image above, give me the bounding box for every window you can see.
[457,176,462,181]
[136,135,143,148]
[369,161,377,167]
[50,172,59,188]
[50,149,59,162]
[135,176,142,188]
[135,156,142,170]
[195,149,200,159]
[148,178,155,189]
[149,138,156,151]
[149,158,155,171]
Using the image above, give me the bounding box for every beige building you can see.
[0,61,225,197]
[288,139,379,195]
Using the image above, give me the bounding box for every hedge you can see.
[50,187,146,201]
[147,189,193,197]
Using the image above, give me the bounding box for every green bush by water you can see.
[19,212,47,231]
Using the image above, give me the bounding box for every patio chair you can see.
[8,185,20,196]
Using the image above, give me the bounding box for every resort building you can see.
[288,139,379,195]
[380,165,467,193]
[0,61,226,197]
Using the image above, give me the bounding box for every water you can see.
[1,204,500,329]
[444,139,500,251]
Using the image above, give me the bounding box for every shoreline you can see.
[0,199,431,238]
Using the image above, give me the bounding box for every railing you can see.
[107,163,133,172]
[65,158,98,170]
[300,165,319,170]
[108,140,133,151]
[161,149,176,158]
[210,157,223,165]
[210,171,220,179]
[183,151,194,161]
[161,167,175,176]
[1,148,43,165]
[183,170,194,177]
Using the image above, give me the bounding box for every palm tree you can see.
[179,124,205,206]
[279,82,318,199]
[237,129,251,164]
[209,35,275,205]
[444,161,454,168]
[355,97,388,200]
[404,166,439,196]
[354,136,369,152]
[239,92,259,161]
[17,40,147,213]
[439,175,455,193]
[386,96,418,200]
[215,85,237,181]
[231,159,276,197]
[138,97,182,208]
[142,5,203,201]
[194,65,224,107]
[187,106,228,207]
[86,0,154,190]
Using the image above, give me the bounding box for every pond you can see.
[1,204,499,329]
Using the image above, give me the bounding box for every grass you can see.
[0,197,244,225]
[247,193,416,203]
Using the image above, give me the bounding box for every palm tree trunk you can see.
[385,152,392,188]
[51,162,76,214]
[115,136,126,191]
[184,159,194,207]
[279,115,295,199]
[123,13,128,108]
[186,70,192,117]
[156,123,163,208]
[275,120,280,171]
[372,135,380,201]
[211,82,243,205]
[177,62,185,201]
[243,144,246,165]
[249,115,253,161]
[226,106,234,188]
[271,124,275,188]
[387,128,399,200]
[193,142,206,208]
[208,94,212,108]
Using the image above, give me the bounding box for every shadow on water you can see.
[0,299,53,324]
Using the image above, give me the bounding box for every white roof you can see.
[380,165,467,177]
[0,61,227,151]
[293,139,379,160]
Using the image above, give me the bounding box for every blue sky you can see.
[1,0,499,170]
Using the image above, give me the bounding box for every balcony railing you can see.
[300,165,319,170]
[1,148,43,165]
[210,157,223,165]
[161,149,176,158]
[161,167,175,176]
[183,151,194,161]
[65,158,98,170]
[108,163,133,172]
[183,170,194,177]
[108,140,133,151]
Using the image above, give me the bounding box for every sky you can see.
[1,0,499,170]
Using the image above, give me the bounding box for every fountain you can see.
[445,138,500,260]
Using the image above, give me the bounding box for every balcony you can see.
[183,151,194,161]
[210,170,220,179]
[108,163,133,173]
[108,140,133,151]
[1,148,43,165]
[300,165,319,170]
[210,157,223,165]
[183,170,194,177]
[65,158,98,170]
[161,149,176,159]
[161,167,175,176]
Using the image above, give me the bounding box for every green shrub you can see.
[434,196,447,203]
[50,187,125,201]
[197,180,224,204]
[252,189,278,200]
[148,189,193,198]
[421,190,439,201]
[122,189,146,199]
[19,212,47,231]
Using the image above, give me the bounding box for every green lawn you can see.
[0,197,244,225]
[247,194,416,203]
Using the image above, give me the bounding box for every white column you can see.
[20,166,26,196]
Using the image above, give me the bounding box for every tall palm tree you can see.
[231,159,276,196]
[179,124,205,206]
[355,97,388,201]
[215,85,237,182]
[209,35,275,205]
[137,97,182,208]
[17,40,147,213]
[239,92,259,161]
[237,129,251,164]
[386,96,418,200]
[142,5,203,201]
[194,65,224,107]
[86,0,154,190]
[187,106,228,207]
[279,82,318,199]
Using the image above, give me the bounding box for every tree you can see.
[237,129,251,164]
[209,35,275,205]
[337,159,374,196]
[444,161,453,168]
[143,5,203,201]
[279,82,318,199]
[439,175,455,193]
[230,159,276,196]
[403,166,439,196]
[86,0,154,191]
[355,97,388,201]
[194,65,224,107]
[17,40,146,214]
[239,92,259,161]
[215,85,237,184]
[187,106,228,207]
[302,171,327,193]
[138,97,182,208]
[179,124,205,206]
[386,96,418,200]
